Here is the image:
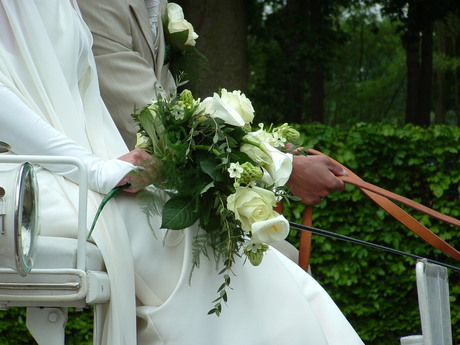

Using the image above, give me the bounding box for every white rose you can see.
[246,126,277,146]
[135,133,152,151]
[167,3,198,46]
[227,186,277,232]
[240,143,271,166]
[259,143,293,186]
[241,139,293,186]
[239,127,279,165]
[197,94,244,127]
[219,89,254,125]
[251,212,290,243]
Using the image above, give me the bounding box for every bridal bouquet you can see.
[128,2,301,316]
[132,86,301,314]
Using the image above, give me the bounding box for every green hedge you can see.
[284,123,459,344]
[0,124,458,344]
[0,307,93,344]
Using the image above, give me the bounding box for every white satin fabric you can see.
[0,1,137,343]
[0,0,364,344]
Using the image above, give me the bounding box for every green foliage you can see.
[248,0,349,124]
[284,123,460,345]
[248,1,460,127]
[326,16,407,124]
[0,307,93,345]
[247,1,409,125]
[64,308,94,345]
[0,308,32,345]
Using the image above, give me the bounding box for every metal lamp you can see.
[0,142,39,276]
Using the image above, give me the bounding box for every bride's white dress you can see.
[0,0,364,344]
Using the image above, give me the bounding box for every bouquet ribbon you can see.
[289,149,460,271]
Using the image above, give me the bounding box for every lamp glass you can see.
[14,162,39,275]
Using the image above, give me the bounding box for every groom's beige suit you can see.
[78,0,174,150]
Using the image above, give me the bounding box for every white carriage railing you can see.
[0,155,109,345]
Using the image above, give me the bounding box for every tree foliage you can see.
[248,0,348,124]
[247,0,460,127]
[175,0,460,126]
[376,0,460,125]
[326,13,407,124]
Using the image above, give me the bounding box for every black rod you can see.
[289,221,460,272]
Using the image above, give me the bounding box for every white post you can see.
[26,307,68,345]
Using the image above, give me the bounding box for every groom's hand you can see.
[287,154,347,205]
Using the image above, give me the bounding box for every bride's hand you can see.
[117,149,158,193]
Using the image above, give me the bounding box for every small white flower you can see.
[243,240,269,266]
[272,132,287,147]
[171,104,185,120]
[244,239,264,254]
[135,133,152,151]
[228,162,243,179]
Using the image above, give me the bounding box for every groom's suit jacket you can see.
[78,0,174,149]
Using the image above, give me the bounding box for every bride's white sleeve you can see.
[0,83,135,194]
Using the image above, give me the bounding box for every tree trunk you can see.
[404,23,420,124]
[452,26,460,125]
[284,0,326,124]
[404,1,433,126]
[434,21,447,124]
[419,18,433,126]
[284,0,309,124]
[310,65,325,123]
[177,0,248,98]
[308,0,325,123]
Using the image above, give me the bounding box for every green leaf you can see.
[200,158,226,182]
[161,196,199,230]
[198,191,222,232]
[168,30,190,50]
[228,150,253,164]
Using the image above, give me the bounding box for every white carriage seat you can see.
[33,236,104,271]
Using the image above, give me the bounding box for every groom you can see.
[77,0,174,150]
[77,0,346,207]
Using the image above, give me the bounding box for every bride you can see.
[0,0,364,344]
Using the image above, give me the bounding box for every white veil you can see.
[0,1,137,343]
[0,0,127,158]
